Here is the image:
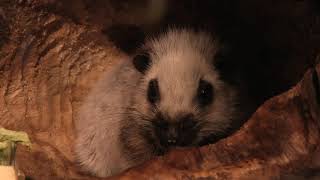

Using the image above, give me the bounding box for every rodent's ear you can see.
[102,24,146,54]
[133,53,151,74]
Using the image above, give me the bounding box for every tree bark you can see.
[0,0,319,180]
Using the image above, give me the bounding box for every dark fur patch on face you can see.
[147,79,160,104]
[139,124,167,156]
[197,79,214,107]
[151,113,199,148]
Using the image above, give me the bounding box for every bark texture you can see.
[0,0,319,179]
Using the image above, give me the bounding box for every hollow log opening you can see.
[0,0,320,179]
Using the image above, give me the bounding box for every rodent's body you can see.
[75,60,141,176]
[75,29,246,177]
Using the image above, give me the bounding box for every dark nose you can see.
[177,115,198,146]
[153,120,179,147]
[179,115,198,132]
[166,126,178,146]
[153,114,198,147]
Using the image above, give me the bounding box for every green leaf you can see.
[0,128,31,147]
[0,128,31,165]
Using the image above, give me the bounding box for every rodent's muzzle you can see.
[152,113,199,147]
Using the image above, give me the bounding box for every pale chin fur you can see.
[74,28,241,177]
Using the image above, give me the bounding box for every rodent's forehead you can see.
[141,28,222,98]
[145,29,219,62]
[144,37,221,87]
[145,56,220,88]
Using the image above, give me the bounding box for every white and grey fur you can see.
[74,28,245,177]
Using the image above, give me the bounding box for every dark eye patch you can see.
[147,79,160,104]
[197,79,214,107]
[133,53,151,74]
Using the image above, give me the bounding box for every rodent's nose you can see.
[176,115,198,146]
[179,115,197,132]
[153,120,179,147]
[153,113,199,147]
[167,126,178,146]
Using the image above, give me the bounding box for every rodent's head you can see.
[122,29,240,156]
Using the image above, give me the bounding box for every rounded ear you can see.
[133,53,151,74]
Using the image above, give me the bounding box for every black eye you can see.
[197,80,214,107]
[147,79,160,104]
